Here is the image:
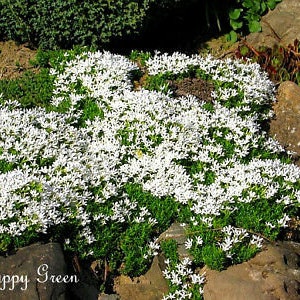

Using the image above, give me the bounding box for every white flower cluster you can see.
[0,102,90,235]
[1,50,300,299]
[143,239,160,259]
[190,158,300,217]
[184,235,203,250]
[218,225,263,258]
[146,52,276,119]
[51,51,138,109]
[162,258,205,300]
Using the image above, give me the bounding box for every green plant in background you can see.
[228,0,282,41]
[0,0,157,49]
[0,0,283,50]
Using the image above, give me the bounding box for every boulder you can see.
[113,256,169,300]
[269,81,300,163]
[98,294,119,300]
[203,242,300,300]
[113,241,300,300]
[0,243,69,300]
[246,0,300,48]
[158,222,192,260]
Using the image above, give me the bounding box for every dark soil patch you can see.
[169,77,215,101]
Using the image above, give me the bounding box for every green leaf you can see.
[267,0,277,10]
[230,19,243,30]
[242,0,256,9]
[248,20,262,32]
[229,8,243,20]
[261,1,267,13]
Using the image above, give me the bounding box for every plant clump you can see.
[0,0,157,49]
[236,39,300,85]
[228,0,282,41]
[0,49,299,299]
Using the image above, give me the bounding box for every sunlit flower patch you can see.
[0,50,299,299]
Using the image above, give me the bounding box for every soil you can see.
[0,40,38,80]
[169,77,215,101]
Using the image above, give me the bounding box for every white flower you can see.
[185,238,193,250]
[190,273,205,285]
[278,214,291,228]
[250,235,264,248]
[195,236,203,246]
[266,222,276,229]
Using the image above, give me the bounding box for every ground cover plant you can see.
[0,48,299,298]
[0,1,282,50]
[0,0,156,49]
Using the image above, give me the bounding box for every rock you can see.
[0,243,69,300]
[98,293,119,300]
[158,222,192,260]
[269,81,300,163]
[246,0,300,48]
[69,281,100,300]
[113,223,193,299]
[114,256,169,300]
[203,241,300,300]
[66,258,102,300]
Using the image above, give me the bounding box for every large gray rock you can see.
[0,243,70,300]
[269,81,300,163]
[246,0,300,48]
[203,242,300,300]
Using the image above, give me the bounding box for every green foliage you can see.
[0,159,15,173]
[0,234,11,252]
[78,98,104,127]
[0,0,157,49]
[129,50,152,68]
[228,0,282,41]
[201,244,227,271]
[234,199,285,240]
[0,69,54,108]
[33,46,93,71]
[143,74,172,94]
[120,222,152,276]
[229,8,243,31]
[125,183,178,233]
[230,243,258,264]
[0,0,283,50]
[160,239,180,267]
[31,49,69,68]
